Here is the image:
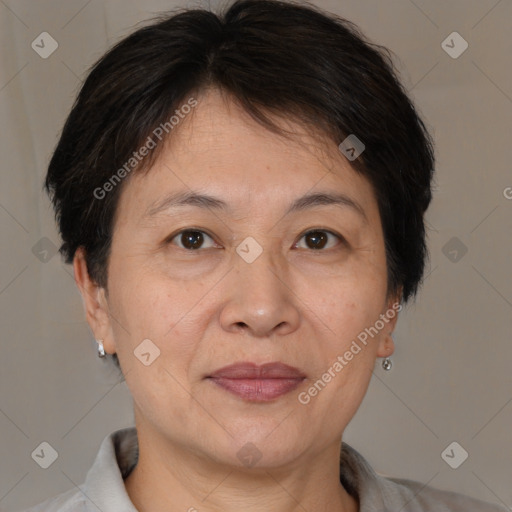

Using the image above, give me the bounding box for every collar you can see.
[82,427,388,512]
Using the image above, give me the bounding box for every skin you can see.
[74,87,400,512]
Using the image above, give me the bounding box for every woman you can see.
[21,0,506,511]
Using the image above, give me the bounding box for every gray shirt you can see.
[18,427,507,512]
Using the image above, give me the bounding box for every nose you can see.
[219,249,301,338]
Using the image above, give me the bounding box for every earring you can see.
[382,357,392,371]
[97,339,106,358]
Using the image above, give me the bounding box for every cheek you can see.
[313,299,382,402]
[108,264,215,371]
[309,283,387,406]
[108,271,207,419]
[317,278,387,340]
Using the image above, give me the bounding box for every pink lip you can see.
[207,362,306,402]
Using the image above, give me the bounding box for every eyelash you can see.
[165,228,345,251]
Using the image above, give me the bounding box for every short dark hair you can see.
[45,0,435,370]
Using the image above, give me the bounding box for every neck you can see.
[124,426,359,512]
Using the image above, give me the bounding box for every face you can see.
[77,88,399,469]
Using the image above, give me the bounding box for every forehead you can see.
[116,89,380,225]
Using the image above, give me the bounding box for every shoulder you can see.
[383,475,508,512]
[14,486,88,512]
[340,442,508,512]
[15,427,138,512]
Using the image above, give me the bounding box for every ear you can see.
[376,289,402,358]
[73,247,116,355]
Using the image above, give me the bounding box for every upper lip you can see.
[208,362,306,379]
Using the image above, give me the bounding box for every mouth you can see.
[207,362,306,402]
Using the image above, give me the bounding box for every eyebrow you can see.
[145,190,368,223]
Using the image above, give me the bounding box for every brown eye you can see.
[170,230,216,250]
[296,230,342,250]
[305,231,328,249]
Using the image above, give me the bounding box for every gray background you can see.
[1,0,511,510]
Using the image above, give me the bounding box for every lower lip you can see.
[208,377,304,402]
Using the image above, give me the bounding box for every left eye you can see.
[169,230,217,250]
[294,230,342,250]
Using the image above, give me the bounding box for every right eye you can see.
[167,229,219,251]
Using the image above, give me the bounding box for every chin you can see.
[206,422,307,469]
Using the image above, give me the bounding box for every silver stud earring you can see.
[382,357,392,371]
[97,339,106,358]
